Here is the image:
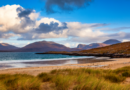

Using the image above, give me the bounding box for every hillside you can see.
[77,44,86,49]
[80,41,130,54]
[77,43,108,49]
[77,39,121,50]
[103,39,121,45]
[0,43,18,50]
[14,41,80,52]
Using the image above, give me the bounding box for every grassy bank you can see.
[1,66,130,90]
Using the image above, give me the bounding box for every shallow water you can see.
[0,52,93,69]
[0,52,89,61]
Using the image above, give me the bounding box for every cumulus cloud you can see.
[42,0,93,14]
[0,5,68,39]
[17,7,34,18]
[0,5,20,32]
[36,22,67,33]
[0,4,109,41]
[18,29,68,40]
[1,4,130,45]
[0,5,35,33]
[0,32,20,39]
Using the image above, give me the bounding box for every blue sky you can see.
[0,0,130,47]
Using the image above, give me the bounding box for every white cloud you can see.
[0,41,3,43]
[64,43,70,47]
[0,4,130,45]
[64,42,79,48]
[0,5,67,39]
[36,17,62,27]
[0,5,36,33]
[67,22,105,38]
[122,39,130,42]
[1,33,20,39]
[0,5,20,32]
[0,5,109,41]
[27,42,30,44]
[29,11,39,21]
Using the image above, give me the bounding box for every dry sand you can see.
[0,58,130,76]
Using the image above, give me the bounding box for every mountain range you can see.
[80,41,130,54]
[0,41,80,52]
[77,39,121,50]
[0,39,122,52]
[13,41,80,52]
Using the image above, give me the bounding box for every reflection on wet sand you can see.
[77,58,113,64]
[22,60,70,65]
[0,58,113,69]
[0,64,13,69]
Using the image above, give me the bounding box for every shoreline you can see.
[0,57,110,69]
[0,56,93,63]
[0,58,130,76]
[37,52,130,58]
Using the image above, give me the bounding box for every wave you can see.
[0,56,94,63]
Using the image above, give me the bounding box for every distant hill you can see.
[0,39,122,52]
[80,41,130,54]
[103,39,121,45]
[0,43,18,50]
[77,44,86,49]
[12,41,80,52]
[77,43,108,49]
[77,39,121,50]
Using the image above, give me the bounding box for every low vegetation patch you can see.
[0,74,41,90]
[1,66,130,90]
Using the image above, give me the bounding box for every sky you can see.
[0,0,130,48]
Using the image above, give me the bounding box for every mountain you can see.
[77,44,86,49]
[77,39,121,50]
[0,39,122,52]
[84,43,108,49]
[80,41,130,54]
[13,41,80,52]
[0,43,18,50]
[103,39,121,45]
[48,41,130,58]
[77,43,108,49]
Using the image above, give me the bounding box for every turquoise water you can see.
[0,52,93,69]
[0,52,89,62]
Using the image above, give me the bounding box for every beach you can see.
[0,58,130,76]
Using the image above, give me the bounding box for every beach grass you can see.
[1,66,130,90]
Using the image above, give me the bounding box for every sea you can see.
[0,52,93,69]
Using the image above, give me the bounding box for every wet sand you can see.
[0,58,130,76]
[0,57,110,69]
